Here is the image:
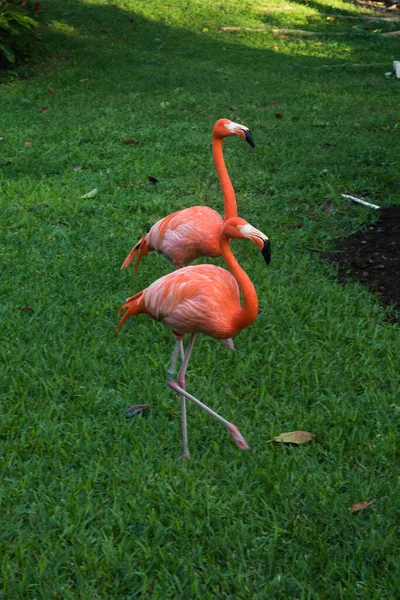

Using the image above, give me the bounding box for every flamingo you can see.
[120,118,255,275]
[118,216,271,459]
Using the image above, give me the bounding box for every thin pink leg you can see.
[166,337,192,460]
[167,334,249,452]
[178,339,188,460]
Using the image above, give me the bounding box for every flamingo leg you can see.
[166,334,249,452]
[178,339,188,460]
[166,337,190,460]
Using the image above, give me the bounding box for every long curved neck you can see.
[220,237,259,332]
[212,136,237,221]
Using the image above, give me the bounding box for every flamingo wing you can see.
[147,207,223,268]
[142,264,240,338]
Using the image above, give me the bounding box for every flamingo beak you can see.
[261,238,271,265]
[243,129,255,148]
[239,224,271,265]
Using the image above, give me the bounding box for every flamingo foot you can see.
[228,425,250,450]
[222,338,235,351]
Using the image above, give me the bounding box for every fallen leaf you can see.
[126,404,149,418]
[24,141,32,147]
[279,34,287,39]
[121,138,140,145]
[323,202,334,213]
[18,305,34,313]
[79,78,89,83]
[0,137,4,142]
[351,499,376,514]
[148,176,159,185]
[38,106,48,113]
[73,164,83,171]
[80,188,98,199]
[48,87,55,94]
[273,45,280,50]
[315,41,323,46]
[275,113,283,119]
[326,16,335,22]
[202,27,209,32]
[269,101,280,106]
[268,431,316,444]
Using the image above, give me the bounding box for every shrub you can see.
[0,0,40,64]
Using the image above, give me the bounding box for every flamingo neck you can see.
[220,237,259,332]
[212,136,237,221]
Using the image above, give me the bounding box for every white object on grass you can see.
[81,188,98,199]
[341,193,380,210]
[394,60,400,79]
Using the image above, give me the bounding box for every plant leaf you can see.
[81,188,98,199]
[268,431,316,444]
[18,305,34,313]
[351,499,376,514]
[121,138,140,145]
[126,404,149,418]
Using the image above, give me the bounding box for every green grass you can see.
[1,0,400,598]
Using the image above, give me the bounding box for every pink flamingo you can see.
[120,118,255,275]
[118,216,271,459]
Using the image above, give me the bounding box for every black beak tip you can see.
[244,129,255,149]
[262,239,271,265]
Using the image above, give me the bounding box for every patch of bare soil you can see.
[321,207,400,322]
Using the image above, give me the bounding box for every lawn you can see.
[1,0,399,598]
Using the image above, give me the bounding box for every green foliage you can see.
[0,0,39,64]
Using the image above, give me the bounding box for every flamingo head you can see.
[223,217,271,264]
[213,118,255,148]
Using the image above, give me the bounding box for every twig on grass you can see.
[341,193,380,209]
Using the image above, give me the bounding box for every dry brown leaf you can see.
[19,305,34,313]
[38,106,48,113]
[48,87,55,94]
[24,141,32,147]
[269,431,316,444]
[79,78,89,83]
[351,499,376,514]
[126,404,149,418]
[121,138,140,145]
[273,45,280,50]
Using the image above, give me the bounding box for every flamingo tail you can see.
[120,236,149,274]
[117,291,146,329]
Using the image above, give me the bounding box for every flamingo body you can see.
[119,264,244,340]
[121,118,255,274]
[122,207,223,273]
